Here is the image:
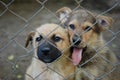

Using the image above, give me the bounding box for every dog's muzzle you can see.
[72,34,81,46]
[37,42,61,63]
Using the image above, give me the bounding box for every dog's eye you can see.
[36,36,42,42]
[84,26,92,31]
[53,36,62,42]
[69,24,75,30]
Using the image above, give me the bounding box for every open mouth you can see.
[70,46,86,65]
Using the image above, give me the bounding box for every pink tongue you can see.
[72,48,83,65]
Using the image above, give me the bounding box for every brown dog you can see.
[56,7,118,80]
[25,23,77,80]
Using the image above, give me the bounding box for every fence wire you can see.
[0,0,120,80]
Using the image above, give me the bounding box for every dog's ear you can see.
[97,15,114,31]
[56,7,72,23]
[25,31,35,48]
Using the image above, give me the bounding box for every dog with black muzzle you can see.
[25,23,77,80]
[56,7,118,80]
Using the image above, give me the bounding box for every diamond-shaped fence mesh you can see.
[0,0,120,80]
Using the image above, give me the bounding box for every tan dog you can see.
[25,23,77,80]
[56,7,118,80]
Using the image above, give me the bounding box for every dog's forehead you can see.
[36,23,67,36]
[70,10,94,23]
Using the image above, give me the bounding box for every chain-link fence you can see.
[0,0,120,80]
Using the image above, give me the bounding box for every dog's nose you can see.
[41,47,50,55]
[72,35,81,45]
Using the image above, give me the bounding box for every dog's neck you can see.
[79,35,108,67]
[51,54,76,79]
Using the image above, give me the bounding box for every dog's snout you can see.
[73,35,81,45]
[37,42,62,63]
[41,47,50,55]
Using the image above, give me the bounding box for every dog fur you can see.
[25,23,78,80]
[56,7,118,80]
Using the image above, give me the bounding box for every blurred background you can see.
[0,0,120,80]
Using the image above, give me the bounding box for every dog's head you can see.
[56,7,114,65]
[25,23,70,63]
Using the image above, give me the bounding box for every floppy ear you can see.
[25,31,35,48]
[56,7,72,23]
[97,15,114,31]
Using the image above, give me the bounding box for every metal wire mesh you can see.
[0,0,120,80]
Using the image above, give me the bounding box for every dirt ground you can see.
[0,1,120,80]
